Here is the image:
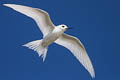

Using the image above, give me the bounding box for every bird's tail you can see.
[23,40,48,61]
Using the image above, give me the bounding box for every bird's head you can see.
[56,24,72,32]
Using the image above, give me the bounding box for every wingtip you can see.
[91,71,95,79]
[3,4,9,6]
[3,4,12,8]
[3,4,15,8]
[92,74,95,79]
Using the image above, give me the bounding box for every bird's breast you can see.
[42,31,62,47]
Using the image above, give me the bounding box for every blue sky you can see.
[0,0,120,80]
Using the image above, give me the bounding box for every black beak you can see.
[67,27,72,30]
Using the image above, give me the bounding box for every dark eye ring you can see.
[62,26,65,28]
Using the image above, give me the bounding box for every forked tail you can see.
[23,40,48,61]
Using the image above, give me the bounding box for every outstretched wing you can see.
[55,33,95,78]
[4,4,54,36]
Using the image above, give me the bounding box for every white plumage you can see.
[4,4,95,78]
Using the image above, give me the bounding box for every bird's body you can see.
[42,26,65,47]
[4,4,95,78]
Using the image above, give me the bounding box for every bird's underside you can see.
[4,4,95,78]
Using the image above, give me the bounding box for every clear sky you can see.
[0,0,120,80]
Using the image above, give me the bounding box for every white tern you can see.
[4,4,95,78]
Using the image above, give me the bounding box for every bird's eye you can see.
[62,26,65,28]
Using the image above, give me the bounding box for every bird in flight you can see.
[4,4,95,78]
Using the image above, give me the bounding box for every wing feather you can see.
[4,4,54,36]
[55,34,95,78]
